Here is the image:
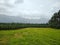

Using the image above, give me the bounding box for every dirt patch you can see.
[14,33,23,39]
[0,37,8,45]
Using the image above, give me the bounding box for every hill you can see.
[0,14,48,23]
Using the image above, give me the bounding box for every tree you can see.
[49,10,60,29]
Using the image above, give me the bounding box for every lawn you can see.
[0,28,60,45]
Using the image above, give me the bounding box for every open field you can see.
[0,28,60,45]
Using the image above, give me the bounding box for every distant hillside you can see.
[0,14,49,23]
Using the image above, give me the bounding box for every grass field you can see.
[0,28,60,45]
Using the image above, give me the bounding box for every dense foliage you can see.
[49,10,60,29]
[1,10,60,30]
[0,23,49,30]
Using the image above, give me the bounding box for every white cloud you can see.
[0,0,60,19]
[22,16,40,19]
[52,2,60,8]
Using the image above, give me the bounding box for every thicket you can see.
[0,23,49,30]
[49,10,60,29]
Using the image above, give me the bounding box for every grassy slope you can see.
[0,28,60,45]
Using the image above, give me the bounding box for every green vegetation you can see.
[49,10,60,29]
[0,23,49,30]
[0,10,60,30]
[0,28,60,45]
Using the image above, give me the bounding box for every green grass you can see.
[0,28,60,45]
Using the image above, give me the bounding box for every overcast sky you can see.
[0,0,60,19]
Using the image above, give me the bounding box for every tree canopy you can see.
[49,10,60,29]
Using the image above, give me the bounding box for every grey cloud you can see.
[0,0,60,23]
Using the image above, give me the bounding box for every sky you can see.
[0,0,60,19]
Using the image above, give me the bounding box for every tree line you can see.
[0,23,49,30]
[0,10,60,30]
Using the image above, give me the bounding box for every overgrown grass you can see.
[0,28,60,45]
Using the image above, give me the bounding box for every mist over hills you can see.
[0,0,60,24]
[0,14,49,24]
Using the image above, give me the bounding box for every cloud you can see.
[0,0,60,19]
[15,0,23,4]
[22,16,40,19]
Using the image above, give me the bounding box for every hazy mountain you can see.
[0,14,13,23]
[0,14,25,23]
[0,14,48,23]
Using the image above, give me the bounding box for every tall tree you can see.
[49,10,60,29]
